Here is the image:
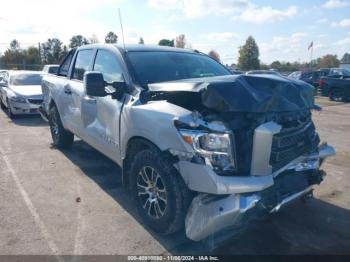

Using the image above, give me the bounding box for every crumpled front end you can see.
[148,74,335,242]
[172,111,335,241]
[183,140,334,241]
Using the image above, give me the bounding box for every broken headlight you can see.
[179,129,236,172]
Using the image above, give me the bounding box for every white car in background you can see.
[0,70,43,118]
[42,64,59,74]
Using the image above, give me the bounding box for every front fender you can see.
[120,100,193,159]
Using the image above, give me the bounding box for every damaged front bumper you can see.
[184,143,335,241]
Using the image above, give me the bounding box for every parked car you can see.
[246,70,282,76]
[42,64,59,74]
[0,70,43,118]
[321,68,350,77]
[41,44,335,242]
[230,69,244,75]
[319,75,350,101]
[288,70,328,87]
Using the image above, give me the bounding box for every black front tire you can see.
[6,99,15,119]
[329,88,346,102]
[49,105,74,149]
[130,147,192,235]
[0,98,5,110]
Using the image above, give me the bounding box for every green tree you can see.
[24,47,41,64]
[138,37,144,44]
[42,38,65,64]
[105,32,118,44]
[270,60,281,70]
[1,40,24,68]
[341,53,350,63]
[158,39,174,47]
[10,39,20,50]
[316,54,340,68]
[237,36,260,70]
[69,35,89,48]
[208,50,220,63]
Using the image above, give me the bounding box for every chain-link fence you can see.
[0,62,43,71]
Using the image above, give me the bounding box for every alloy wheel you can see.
[136,166,167,219]
[50,111,59,141]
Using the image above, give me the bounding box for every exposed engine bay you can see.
[141,74,335,241]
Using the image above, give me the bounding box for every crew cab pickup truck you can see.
[41,44,335,242]
[319,75,350,102]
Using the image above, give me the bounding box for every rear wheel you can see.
[49,105,74,149]
[329,88,346,102]
[130,147,192,235]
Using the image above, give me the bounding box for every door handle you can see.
[84,96,96,104]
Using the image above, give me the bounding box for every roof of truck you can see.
[80,44,198,54]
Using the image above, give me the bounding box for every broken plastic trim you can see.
[185,193,261,241]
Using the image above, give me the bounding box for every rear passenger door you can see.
[65,49,95,137]
[83,49,126,162]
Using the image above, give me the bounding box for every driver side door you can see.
[82,49,126,162]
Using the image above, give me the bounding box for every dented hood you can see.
[147,74,315,113]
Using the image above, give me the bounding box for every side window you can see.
[93,50,123,83]
[72,50,94,81]
[72,49,94,80]
[59,50,75,77]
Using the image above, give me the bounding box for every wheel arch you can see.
[122,136,177,188]
[329,86,347,101]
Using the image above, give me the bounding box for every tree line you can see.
[1,32,348,72]
[233,36,348,72]
[0,32,142,69]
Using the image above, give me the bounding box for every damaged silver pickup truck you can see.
[41,44,335,242]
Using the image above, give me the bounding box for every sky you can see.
[0,0,349,65]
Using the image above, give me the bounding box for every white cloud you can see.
[332,19,350,27]
[142,25,180,45]
[259,33,308,61]
[147,0,182,10]
[322,0,350,9]
[200,32,239,42]
[149,1,298,23]
[148,0,249,18]
[336,37,350,45]
[233,5,297,24]
[0,0,124,52]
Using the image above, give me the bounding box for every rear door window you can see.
[72,50,94,81]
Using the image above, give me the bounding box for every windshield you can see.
[10,74,43,86]
[127,51,231,85]
[332,68,350,76]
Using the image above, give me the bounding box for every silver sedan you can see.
[0,70,43,118]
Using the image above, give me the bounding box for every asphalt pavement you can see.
[0,97,349,256]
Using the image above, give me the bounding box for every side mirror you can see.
[84,72,107,97]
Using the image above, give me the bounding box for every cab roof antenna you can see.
[118,8,126,50]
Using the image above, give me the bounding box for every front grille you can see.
[28,99,43,105]
[270,121,320,171]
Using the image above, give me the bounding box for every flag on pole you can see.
[308,41,313,51]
